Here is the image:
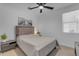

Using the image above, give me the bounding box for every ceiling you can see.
[0,3,75,10]
[0,3,77,14]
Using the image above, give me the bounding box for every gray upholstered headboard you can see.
[16,26,34,37]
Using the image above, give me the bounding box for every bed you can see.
[16,26,58,56]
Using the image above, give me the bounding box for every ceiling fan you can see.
[28,3,54,13]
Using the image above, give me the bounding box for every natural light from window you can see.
[63,10,79,33]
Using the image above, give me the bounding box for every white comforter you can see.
[17,35,56,56]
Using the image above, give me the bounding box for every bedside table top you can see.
[0,40,16,45]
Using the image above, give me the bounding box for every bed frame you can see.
[15,26,60,56]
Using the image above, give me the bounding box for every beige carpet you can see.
[0,46,75,56]
[55,46,75,56]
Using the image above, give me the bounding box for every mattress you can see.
[17,35,57,56]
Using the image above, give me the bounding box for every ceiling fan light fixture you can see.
[28,3,54,13]
[39,6,43,9]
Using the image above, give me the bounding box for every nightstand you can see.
[75,42,79,56]
[0,40,16,52]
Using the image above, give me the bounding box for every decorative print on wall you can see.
[26,20,32,26]
[18,17,25,25]
[18,17,32,26]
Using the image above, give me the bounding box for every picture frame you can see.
[18,17,25,25]
[18,17,32,26]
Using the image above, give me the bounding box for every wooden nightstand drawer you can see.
[2,44,9,47]
[1,46,10,51]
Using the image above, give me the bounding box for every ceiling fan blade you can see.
[43,6,54,10]
[42,3,46,5]
[37,3,46,6]
[28,6,39,10]
[36,3,40,5]
[40,9,42,13]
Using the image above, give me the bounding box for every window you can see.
[63,10,79,33]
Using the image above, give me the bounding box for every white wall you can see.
[0,3,38,40]
[36,4,79,48]
[0,3,79,48]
